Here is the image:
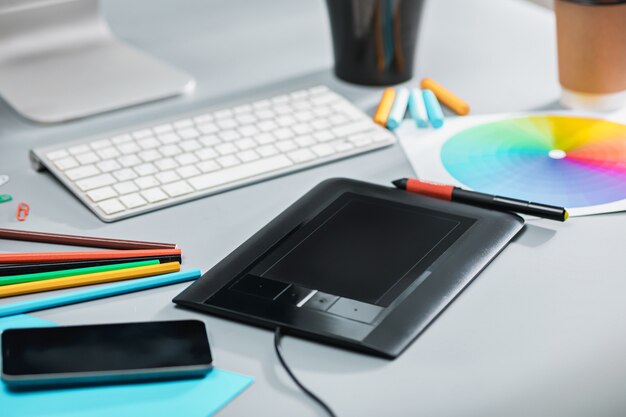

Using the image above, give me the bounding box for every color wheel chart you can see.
[397,114,626,216]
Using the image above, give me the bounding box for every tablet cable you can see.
[274,327,337,417]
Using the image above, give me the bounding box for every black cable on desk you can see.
[273,327,337,417]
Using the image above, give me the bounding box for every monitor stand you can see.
[0,0,195,123]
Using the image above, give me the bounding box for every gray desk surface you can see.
[1,0,625,416]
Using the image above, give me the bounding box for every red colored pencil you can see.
[0,249,182,264]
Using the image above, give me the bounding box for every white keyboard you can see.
[31,86,395,222]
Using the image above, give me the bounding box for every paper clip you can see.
[16,202,29,221]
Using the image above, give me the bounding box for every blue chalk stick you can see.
[422,89,445,128]
[0,269,201,318]
[386,87,409,130]
[408,88,429,128]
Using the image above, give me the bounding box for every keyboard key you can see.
[69,144,90,155]
[180,140,202,152]
[114,181,139,195]
[177,165,201,179]
[234,104,252,114]
[216,143,238,155]
[195,148,218,160]
[329,114,349,126]
[255,109,275,120]
[311,119,331,130]
[134,163,157,176]
[238,125,259,137]
[199,135,220,147]
[236,114,257,125]
[135,176,160,189]
[75,152,99,165]
[159,144,182,157]
[97,147,121,159]
[193,114,213,124]
[257,145,278,157]
[138,149,161,162]
[197,160,220,173]
[214,109,233,119]
[98,198,125,215]
[76,173,116,191]
[217,118,237,129]
[218,130,240,142]
[331,140,355,153]
[235,138,256,151]
[141,187,168,203]
[295,111,314,122]
[137,136,160,149]
[178,128,200,139]
[237,150,260,162]
[198,123,219,134]
[155,170,180,184]
[292,123,313,134]
[46,149,69,160]
[258,120,278,132]
[189,155,293,191]
[65,165,99,181]
[348,133,373,147]
[311,143,335,157]
[119,193,147,209]
[86,186,117,202]
[313,130,335,142]
[158,133,180,144]
[162,181,194,197]
[118,155,142,167]
[276,140,297,152]
[254,133,275,144]
[175,153,199,166]
[154,158,178,170]
[287,148,316,163]
[332,121,372,137]
[112,168,137,181]
[97,159,121,173]
[274,128,294,140]
[276,115,296,127]
[216,155,240,168]
[90,139,112,150]
[117,142,141,154]
[54,156,79,170]
[295,135,315,147]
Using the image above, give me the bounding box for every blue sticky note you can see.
[0,315,254,417]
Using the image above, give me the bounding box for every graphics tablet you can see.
[174,178,524,358]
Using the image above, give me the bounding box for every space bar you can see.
[188,155,294,191]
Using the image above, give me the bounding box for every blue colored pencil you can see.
[0,269,201,318]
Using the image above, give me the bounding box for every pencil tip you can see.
[392,178,407,189]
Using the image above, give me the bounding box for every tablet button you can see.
[230,275,290,300]
[275,285,314,306]
[302,291,339,312]
[327,298,383,323]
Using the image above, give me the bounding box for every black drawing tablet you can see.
[174,178,524,358]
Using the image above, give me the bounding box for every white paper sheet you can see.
[396,112,626,217]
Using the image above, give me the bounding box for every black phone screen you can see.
[2,320,212,376]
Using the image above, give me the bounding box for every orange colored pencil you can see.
[0,249,181,264]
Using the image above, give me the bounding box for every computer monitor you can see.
[0,0,195,123]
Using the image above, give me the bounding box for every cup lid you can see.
[561,0,626,4]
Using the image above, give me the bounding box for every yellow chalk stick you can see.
[0,261,181,298]
[420,78,470,116]
[373,88,397,127]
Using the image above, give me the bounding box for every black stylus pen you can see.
[392,178,569,221]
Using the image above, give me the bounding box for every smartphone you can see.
[1,320,212,389]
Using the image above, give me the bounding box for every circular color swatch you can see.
[440,115,626,208]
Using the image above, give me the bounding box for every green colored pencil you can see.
[0,260,160,286]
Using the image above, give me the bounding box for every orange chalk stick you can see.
[373,88,397,127]
[0,249,182,264]
[420,78,470,116]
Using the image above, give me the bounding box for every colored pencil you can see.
[0,255,182,276]
[0,260,159,287]
[0,262,180,298]
[0,269,201,318]
[0,249,181,264]
[0,228,176,250]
